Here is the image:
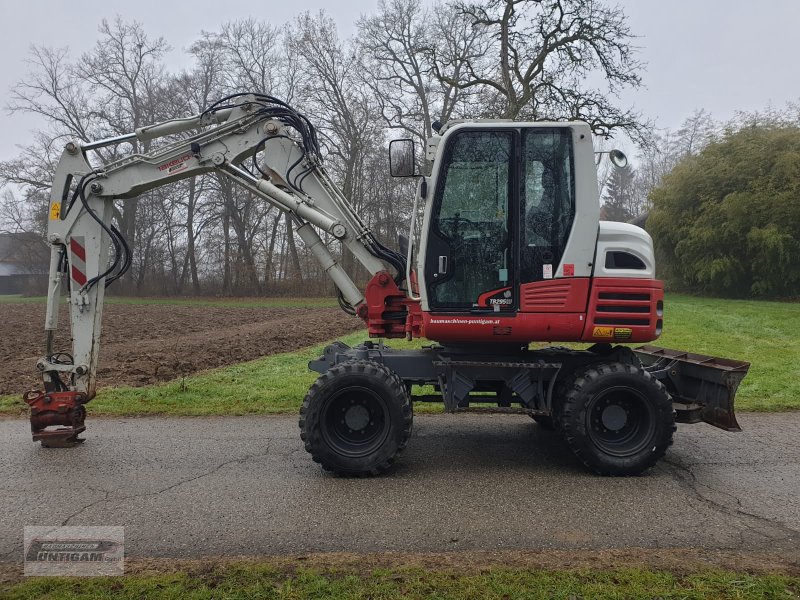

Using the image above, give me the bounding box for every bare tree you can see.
[632,111,719,215]
[3,48,95,226]
[446,0,645,140]
[1,19,174,293]
[8,46,95,144]
[78,18,171,134]
[216,19,279,94]
[193,18,298,293]
[160,40,230,294]
[289,11,389,279]
[78,18,172,290]
[358,0,486,145]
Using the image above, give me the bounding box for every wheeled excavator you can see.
[24,93,750,476]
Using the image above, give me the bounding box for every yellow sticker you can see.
[592,326,614,338]
[49,202,61,220]
[614,328,633,340]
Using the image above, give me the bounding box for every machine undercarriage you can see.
[302,340,748,475]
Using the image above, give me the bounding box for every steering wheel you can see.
[439,215,476,230]
[437,216,479,241]
[439,217,507,269]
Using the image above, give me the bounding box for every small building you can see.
[0,233,48,294]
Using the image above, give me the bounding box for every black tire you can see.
[558,362,675,476]
[299,360,413,476]
[530,414,556,430]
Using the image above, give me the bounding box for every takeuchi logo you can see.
[157,154,192,172]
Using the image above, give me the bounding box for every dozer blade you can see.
[633,345,750,431]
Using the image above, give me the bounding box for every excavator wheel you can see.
[557,361,675,476]
[530,414,556,431]
[300,360,413,476]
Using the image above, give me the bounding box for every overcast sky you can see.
[1,0,798,163]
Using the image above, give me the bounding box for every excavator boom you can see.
[29,93,408,446]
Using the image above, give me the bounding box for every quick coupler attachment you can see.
[23,390,88,448]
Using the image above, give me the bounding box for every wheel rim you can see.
[321,385,390,458]
[586,385,656,457]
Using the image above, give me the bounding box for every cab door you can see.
[519,128,576,286]
[425,130,515,312]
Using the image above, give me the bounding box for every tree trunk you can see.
[285,214,303,283]
[264,212,282,288]
[187,177,200,294]
[222,207,231,295]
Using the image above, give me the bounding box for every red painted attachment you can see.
[581,277,664,343]
[23,390,87,447]
[361,271,422,339]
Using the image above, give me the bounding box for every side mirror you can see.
[389,139,416,177]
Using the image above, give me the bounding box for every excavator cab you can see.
[422,127,576,313]
[398,121,663,345]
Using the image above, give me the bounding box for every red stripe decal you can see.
[71,265,87,286]
[70,238,86,262]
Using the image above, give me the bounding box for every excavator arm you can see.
[26,93,414,446]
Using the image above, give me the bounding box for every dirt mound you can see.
[0,302,362,395]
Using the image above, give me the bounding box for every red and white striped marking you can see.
[69,237,87,286]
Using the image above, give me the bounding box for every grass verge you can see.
[652,294,800,411]
[0,293,796,415]
[2,563,797,599]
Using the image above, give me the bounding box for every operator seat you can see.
[525,168,555,246]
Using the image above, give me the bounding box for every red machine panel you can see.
[519,279,590,312]
[581,277,664,344]
[421,311,587,344]
[419,277,664,345]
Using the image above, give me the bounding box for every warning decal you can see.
[563,263,574,277]
[614,328,633,340]
[69,237,87,286]
[592,326,614,338]
[157,154,192,176]
[49,202,61,220]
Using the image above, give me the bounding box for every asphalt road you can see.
[1,413,798,562]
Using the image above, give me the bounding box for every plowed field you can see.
[0,301,361,395]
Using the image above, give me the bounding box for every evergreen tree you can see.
[602,165,637,222]
[648,124,800,297]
